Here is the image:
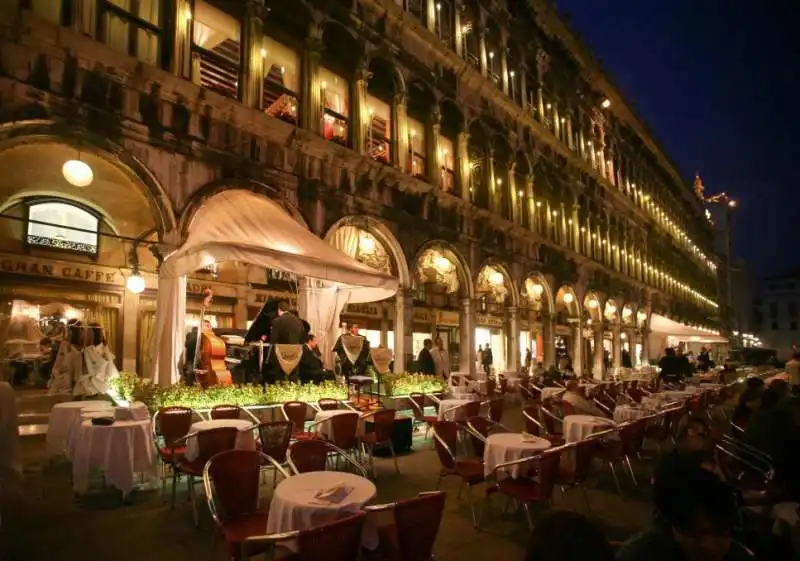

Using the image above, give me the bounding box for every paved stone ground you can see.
[1,394,658,561]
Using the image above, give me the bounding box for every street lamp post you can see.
[704,192,738,344]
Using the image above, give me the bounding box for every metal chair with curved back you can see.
[287,439,368,477]
[210,404,242,420]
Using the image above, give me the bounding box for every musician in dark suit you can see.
[298,334,332,385]
[264,301,307,384]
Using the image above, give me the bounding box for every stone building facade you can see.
[0,0,720,379]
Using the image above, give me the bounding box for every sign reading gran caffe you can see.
[0,253,122,286]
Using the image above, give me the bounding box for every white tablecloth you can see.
[563,415,616,443]
[437,399,477,421]
[266,471,377,551]
[612,405,652,423]
[483,433,551,478]
[541,387,566,401]
[46,400,114,458]
[185,419,256,461]
[71,419,156,496]
[312,410,364,440]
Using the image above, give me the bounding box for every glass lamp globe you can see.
[62,160,94,187]
[562,292,574,304]
[126,273,146,294]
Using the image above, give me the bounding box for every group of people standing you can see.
[414,337,451,378]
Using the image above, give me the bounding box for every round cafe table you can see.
[71,419,157,498]
[46,400,114,458]
[185,419,255,461]
[266,471,377,551]
[483,433,551,478]
[563,415,616,443]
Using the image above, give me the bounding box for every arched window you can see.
[27,201,100,256]
[461,4,480,69]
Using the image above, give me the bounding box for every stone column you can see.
[566,113,574,151]
[380,305,389,348]
[170,0,192,78]
[519,68,528,111]
[593,325,604,380]
[300,30,323,133]
[537,86,545,122]
[427,105,442,187]
[571,204,581,251]
[478,30,488,77]
[542,313,556,368]
[641,327,652,365]
[507,306,520,373]
[460,298,476,375]
[571,320,583,376]
[234,286,249,329]
[241,0,265,109]
[457,131,471,202]
[392,91,408,171]
[612,323,622,371]
[351,62,369,154]
[121,289,139,373]
[500,42,509,95]
[486,147,497,212]
[393,289,414,373]
[553,104,561,141]
[453,3,463,58]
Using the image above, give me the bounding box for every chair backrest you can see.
[572,438,598,482]
[394,492,447,561]
[318,398,339,411]
[283,401,309,432]
[193,427,240,466]
[432,421,458,470]
[210,404,241,420]
[535,449,563,498]
[488,397,504,423]
[370,409,396,443]
[462,400,481,418]
[156,406,193,448]
[522,406,543,437]
[537,403,559,436]
[288,439,331,473]
[465,415,490,457]
[257,420,292,463]
[296,512,367,561]
[329,412,360,450]
[408,393,426,421]
[486,379,496,395]
[206,449,260,521]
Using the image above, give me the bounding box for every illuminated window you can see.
[192,0,242,99]
[439,135,455,192]
[319,67,349,145]
[406,116,426,176]
[367,95,392,163]
[102,0,162,66]
[27,201,99,255]
[262,36,300,124]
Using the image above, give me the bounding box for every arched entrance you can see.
[621,303,638,367]
[554,285,581,372]
[521,274,554,368]
[0,139,170,381]
[324,216,409,369]
[412,242,472,374]
[474,262,519,374]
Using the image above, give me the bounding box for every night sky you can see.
[556,0,800,278]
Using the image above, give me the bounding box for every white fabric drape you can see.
[193,0,240,49]
[297,279,351,369]
[648,313,727,344]
[0,382,22,504]
[152,190,397,385]
[152,276,187,386]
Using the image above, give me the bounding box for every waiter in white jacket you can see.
[431,336,451,380]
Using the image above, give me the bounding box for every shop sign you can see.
[412,308,431,324]
[343,303,382,317]
[435,310,460,327]
[249,290,296,307]
[0,253,121,285]
[186,280,237,298]
[476,314,504,329]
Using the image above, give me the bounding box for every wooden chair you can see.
[281,401,318,440]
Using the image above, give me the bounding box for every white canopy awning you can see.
[152,190,399,386]
[649,313,728,344]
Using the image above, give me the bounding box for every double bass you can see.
[192,288,232,388]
